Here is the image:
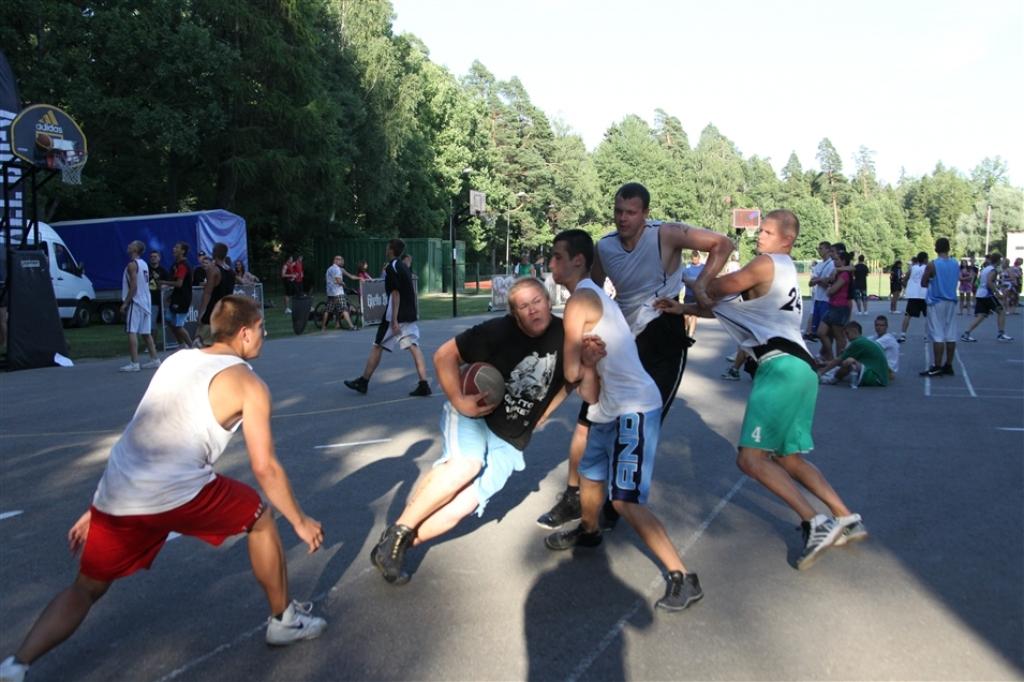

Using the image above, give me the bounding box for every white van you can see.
[0,221,97,326]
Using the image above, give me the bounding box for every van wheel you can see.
[72,303,92,328]
[100,304,120,325]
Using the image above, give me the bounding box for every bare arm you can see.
[199,265,219,316]
[826,271,847,296]
[707,255,774,299]
[534,386,571,430]
[590,247,606,288]
[231,368,323,553]
[661,224,734,304]
[920,262,936,288]
[433,338,499,418]
[122,261,138,311]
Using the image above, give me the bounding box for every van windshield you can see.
[53,242,80,275]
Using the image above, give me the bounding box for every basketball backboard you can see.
[8,104,88,183]
[469,189,486,217]
[732,209,760,230]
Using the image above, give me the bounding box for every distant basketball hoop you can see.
[469,189,486,218]
[732,209,760,230]
[8,104,88,185]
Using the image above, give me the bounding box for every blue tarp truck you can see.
[51,210,248,324]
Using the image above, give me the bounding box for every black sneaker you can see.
[370,523,415,584]
[941,364,955,376]
[918,365,942,377]
[344,377,368,394]
[656,571,704,611]
[544,523,602,551]
[409,380,431,397]
[536,488,581,529]
[599,499,620,531]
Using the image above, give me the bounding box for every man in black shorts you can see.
[537,182,734,529]
[344,239,431,396]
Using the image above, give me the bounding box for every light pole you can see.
[504,192,528,275]
[451,167,473,317]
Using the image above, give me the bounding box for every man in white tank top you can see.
[118,240,161,373]
[660,210,866,570]
[0,297,326,681]
[543,229,703,612]
[537,182,734,531]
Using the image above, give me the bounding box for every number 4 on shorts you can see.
[750,426,762,443]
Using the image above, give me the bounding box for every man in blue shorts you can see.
[369,278,578,584]
[544,229,703,612]
[662,210,866,570]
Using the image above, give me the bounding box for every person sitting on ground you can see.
[818,320,889,388]
[867,315,899,379]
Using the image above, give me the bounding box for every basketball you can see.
[460,362,505,406]
[35,132,53,149]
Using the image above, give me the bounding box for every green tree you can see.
[815,138,844,239]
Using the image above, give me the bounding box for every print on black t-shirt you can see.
[454,315,565,451]
[384,258,418,323]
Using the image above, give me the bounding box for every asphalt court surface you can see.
[0,301,1021,681]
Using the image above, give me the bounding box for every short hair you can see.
[988,252,1002,264]
[916,251,928,263]
[893,260,902,267]
[553,229,594,270]
[128,240,145,255]
[935,237,950,253]
[175,241,190,256]
[875,315,889,323]
[212,242,228,260]
[149,250,160,257]
[845,320,862,334]
[508,277,547,305]
[857,254,865,262]
[833,242,847,253]
[389,238,406,258]
[818,241,831,248]
[764,209,800,237]
[211,295,262,342]
[615,182,650,210]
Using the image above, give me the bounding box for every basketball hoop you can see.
[50,148,86,185]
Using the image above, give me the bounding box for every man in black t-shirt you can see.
[369,277,600,585]
[344,239,431,397]
[852,254,870,316]
[148,251,170,325]
[159,241,194,347]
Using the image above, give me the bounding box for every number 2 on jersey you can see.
[780,287,801,313]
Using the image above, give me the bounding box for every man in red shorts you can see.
[0,296,326,682]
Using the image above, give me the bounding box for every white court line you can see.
[273,394,438,420]
[0,510,24,521]
[314,438,392,450]
[923,344,931,397]
[565,476,748,682]
[954,353,978,398]
[996,427,1024,432]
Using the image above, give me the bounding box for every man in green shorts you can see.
[658,209,867,569]
[818,320,889,387]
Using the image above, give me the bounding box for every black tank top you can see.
[201,263,236,323]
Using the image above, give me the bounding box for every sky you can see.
[391,0,1023,186]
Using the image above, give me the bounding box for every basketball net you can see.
[51,150,85,185]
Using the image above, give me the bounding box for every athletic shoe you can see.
[409,380,432,397]
[656,571,704,612]
[544,523,602,551]
[721,367,740,381]
[918,365,942,377]
[343,376,368,394]
[725,354,736,362]
[997,332,1014,342]
[265,600,327,646]
[536,488,581,529]
[119,362,141,372]
[819,373,837,385]
[284,308,292,315]
[941,365,955,376]
[960,332,977,342]
[897,334,906,343]
[0,656,28,682]
[141,358,161,369]
[370,523,415,584]
[796,514,843,570]
[833,514,869,547]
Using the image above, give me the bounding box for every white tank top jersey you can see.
[577,279,662,424]
[976,265,995,298]
[92,350,250,515]
[905,263,927,299]
[712,254,811,353]
[597,222,683,336]
[122,257,151,311]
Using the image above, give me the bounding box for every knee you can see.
[736,448,760,475]
[438,458,482,488]
[74,574,111,604]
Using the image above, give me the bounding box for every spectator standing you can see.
[148,251,169,326]
[322,255,357,331]
[919,238,960,377]
[958,260,974,314]
[817,250,852,363]
[196,243,236,347]
[159,241,194,348]
[356,261,373,281]
[516,254,535,278]
[807,241,835,340]
[889,259,904,313]
[119,241,161,372]
[899,252,929,342]
[280,256,296,314]
[292,256,305,296]
[852,255,869,315]
[192,252,209,288]
[234,259,260,286]
[681,250,704,339]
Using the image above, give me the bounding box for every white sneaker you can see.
[796,514,843,570]
[118,362,140,372]
[833,513,868,547]
[0,656,28,682]
[284,308,292,315]
[141,359,161,369]
[265,601,326,646]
